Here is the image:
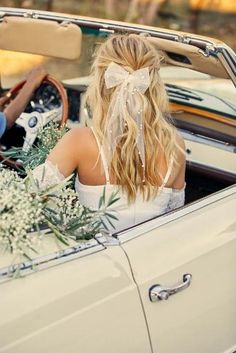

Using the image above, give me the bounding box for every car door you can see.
[0,244,151,353]
[120,186,236,353]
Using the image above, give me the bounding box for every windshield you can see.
[0,32,235,116]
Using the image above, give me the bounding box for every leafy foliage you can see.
[2,122,68,172]
[0,122,119,263]
[0,165,118,259]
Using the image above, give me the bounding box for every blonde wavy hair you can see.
[85,34,181,202]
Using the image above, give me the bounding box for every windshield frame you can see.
[0,6,236,85]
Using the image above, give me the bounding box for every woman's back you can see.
[74,127,185,231]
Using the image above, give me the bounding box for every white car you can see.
[0,7,235,353]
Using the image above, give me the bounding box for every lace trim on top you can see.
[32,160,65,190]
[166,185,185,212]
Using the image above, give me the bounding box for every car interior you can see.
[0,15,235,208]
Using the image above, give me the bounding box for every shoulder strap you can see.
[90,127,110,184]
[162,155,174,187]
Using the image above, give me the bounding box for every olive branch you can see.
[0,166,119,260]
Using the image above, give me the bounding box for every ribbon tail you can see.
[102,89,124,167]
[135,109,145,180]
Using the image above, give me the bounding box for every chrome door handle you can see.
[149,273,192,302]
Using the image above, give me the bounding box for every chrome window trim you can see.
[217,50,236,87]
[116,185,236,243]
[181,129,236,153]
[0,239,104,283]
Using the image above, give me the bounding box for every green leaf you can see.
[98,187,106,208]
[105,216,115,229]
[107,197,120,207]
[105,212,118,221]
[106,189,119,207]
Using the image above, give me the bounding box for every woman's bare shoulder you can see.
[65,126,92,139]
[62,126,93,148]
[48,127,93,158]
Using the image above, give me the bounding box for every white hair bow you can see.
[105,62,150,93]
[103,62,150,181]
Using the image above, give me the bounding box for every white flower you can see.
[0,166,44,255]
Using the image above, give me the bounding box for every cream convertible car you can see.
[0,7,236,353]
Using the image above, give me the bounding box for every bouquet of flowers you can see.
[0,165,119,260]
[0,167,44,256]
[0,122,119,261]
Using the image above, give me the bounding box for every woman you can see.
[33,34,186,232]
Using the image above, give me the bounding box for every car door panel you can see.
[122,191,236,353]
[0,246,151,353]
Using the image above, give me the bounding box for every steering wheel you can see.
[0,75,68,166]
